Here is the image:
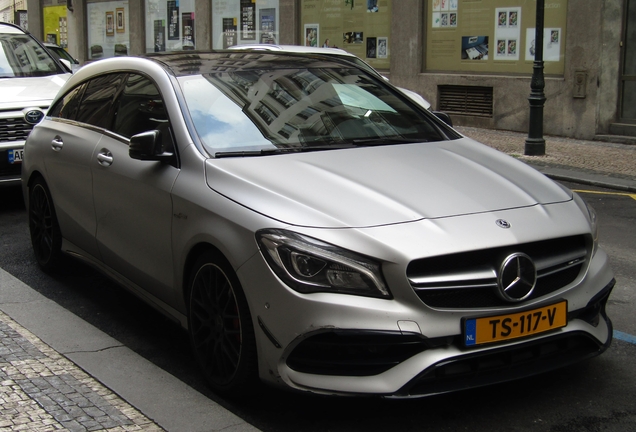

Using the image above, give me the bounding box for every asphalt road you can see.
[1,181,635,432]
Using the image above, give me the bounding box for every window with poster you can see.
[211,0,280,49]
[300,0,391,70]
[145,0,196,53]
[425,0,568,75]
[43,6,68,48]
[87,1,130,60]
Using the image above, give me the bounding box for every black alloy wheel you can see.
[188,251,257,395]
[29,177,63,271]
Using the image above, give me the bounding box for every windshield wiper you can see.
[215,142,357,158]
[351,137,424,146]
[215,148,297,158]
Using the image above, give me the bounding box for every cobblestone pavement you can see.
[456,126,636,182]
[0,311,163,432]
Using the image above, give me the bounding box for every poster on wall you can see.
[432,0,458,28]
[240,0,256,40]
[304,23,318,47]
[366,37,377,59]
[494,7,521,61]
[461,36,488,60]
[223,18,237,48]
[525,28,562,62]
[154,19,165,51]
[168,1,179,40]
[182,13,195,49]
[106,11,115,36]
[260,8,276,44]
[116,8,125,33]
[377,37,387,58]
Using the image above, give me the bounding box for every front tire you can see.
[28,177,63,272]
[188,251,257,395]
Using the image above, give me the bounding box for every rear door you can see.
[38,82,104,258]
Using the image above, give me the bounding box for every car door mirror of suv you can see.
[59,58,73,73]
[433,111,453,127]
[129,130,174,162]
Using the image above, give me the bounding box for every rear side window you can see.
[47,84,86,120]
[75,73,126,129]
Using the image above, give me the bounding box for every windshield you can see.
[178,67,448,156]
[0,33,63,77]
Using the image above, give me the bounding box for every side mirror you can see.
[433,111,453,127]
[129,130,174,162]
[59,58,73,73]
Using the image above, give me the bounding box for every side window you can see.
[47,84,86,120]
[75,73,126,129]
[113,74,173,152]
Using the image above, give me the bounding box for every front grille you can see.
[408,236,589,309]
[0,117,32,142]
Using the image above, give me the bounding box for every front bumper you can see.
[238,203,615,397]
[240,249,614,397]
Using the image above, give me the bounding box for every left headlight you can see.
[256,229,391,299]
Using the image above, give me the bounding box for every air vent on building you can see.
[438,85,493,117]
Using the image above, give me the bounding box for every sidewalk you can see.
[456,126,636,193]
[0,268,260,432]
[1,126,635,431]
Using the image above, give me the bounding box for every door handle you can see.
[51,136,63,151]
[97,149,114,166]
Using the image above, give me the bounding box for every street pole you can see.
[525,0,546,156]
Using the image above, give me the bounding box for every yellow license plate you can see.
[463,301,567,346]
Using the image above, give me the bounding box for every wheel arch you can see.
[182,242,235,310]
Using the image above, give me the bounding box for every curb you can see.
[0,267,261,432]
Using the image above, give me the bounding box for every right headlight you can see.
[573,192,599,254]
[256,229,391,299]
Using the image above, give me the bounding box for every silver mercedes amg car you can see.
[21,50,615,398]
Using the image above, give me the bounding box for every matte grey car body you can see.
[21,51,614,397]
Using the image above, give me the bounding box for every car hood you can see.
[205,138,572,228]
[0,74,70,110]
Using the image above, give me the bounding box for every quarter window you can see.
[47,84,86,120]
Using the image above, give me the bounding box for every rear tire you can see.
[188,251,257,395]
[28,177,63,272]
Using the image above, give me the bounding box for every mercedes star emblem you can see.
[497,253,537,302]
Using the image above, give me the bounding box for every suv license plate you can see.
[463,300,567,346]
[9,149,24,164]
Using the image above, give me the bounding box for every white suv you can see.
[0,22,71,187]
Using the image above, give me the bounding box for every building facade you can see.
[23,0,636,140]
